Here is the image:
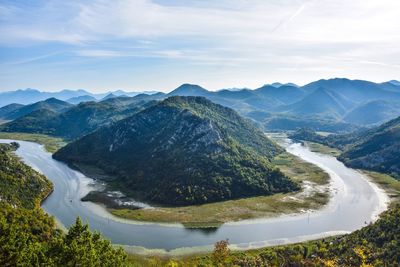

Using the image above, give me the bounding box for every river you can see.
[0,138,388,254]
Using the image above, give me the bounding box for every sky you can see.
[0,0,399,93]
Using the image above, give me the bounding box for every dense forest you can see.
[0,143,127,266]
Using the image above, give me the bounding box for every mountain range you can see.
[165,79,400,130]
[0,94,163,140]
[53,96,298,205]
[0,98,73,121]
[0,88,160,107]
[1,78,400,134]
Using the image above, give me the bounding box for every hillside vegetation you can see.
[54,96,299,206]
[0,142,127,266]
[146,205,400,266]
[1,96,159,140]
[290,116,400,179]
[0,98,73,120]
[0,142,52,209]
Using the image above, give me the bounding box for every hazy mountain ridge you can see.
[343,100,400,125]
[53,96,298,205]
[0,88,160,107]
[66,95,97,104]
[1,78,400,133]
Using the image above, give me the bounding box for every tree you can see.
[212,239,230,266]
[54,217,127,266]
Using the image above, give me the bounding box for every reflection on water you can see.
[183,226,221,235]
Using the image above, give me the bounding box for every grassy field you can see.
[110,152,330,226]
[0,132,66,153]
[304,141,341,157]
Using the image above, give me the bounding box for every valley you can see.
[1,79,399,266]
[2,1,400,264]
[0,135,389,254]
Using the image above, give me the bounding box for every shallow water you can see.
[0,139,388,252]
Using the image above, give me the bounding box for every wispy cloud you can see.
[76,50,124,58]
[0,0,399,91]
[1,51,64,66]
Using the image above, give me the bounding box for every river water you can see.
[0,139,388,253]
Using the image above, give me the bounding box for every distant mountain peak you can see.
[175,83,207,90]
[101,93,117,100]
[44,97,65,103]
[268,82,299,88]
[16,88,40,92]
[168,84,209,96]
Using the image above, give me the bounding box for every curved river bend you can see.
[0,139,388,253]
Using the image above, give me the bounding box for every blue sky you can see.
[0,0,399,92]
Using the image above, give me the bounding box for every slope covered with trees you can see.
[339,117,400,179]
[0,142,127,266]
[290,116,400,179]
[54,96,299,205]
[0,98,73,120]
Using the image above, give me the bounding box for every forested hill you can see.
[290,116,400,179]
[339,117,400,179]
[54,96,299,206]
[0,96,159,140]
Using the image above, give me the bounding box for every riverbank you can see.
[0,132,66,153]
[0,138,390,253]
[126,204,400,266]
[109,152,330,226]
[0,133,330,226]
[300,140,400,205]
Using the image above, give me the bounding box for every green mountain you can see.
[248,111,359,133]
[0,95,159,140]
[0,109,60,135]
[0,98,73,120]
[0,103,25,119]
[290,116,400,179]
[54,96,298,206]
[339,116,400,178]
